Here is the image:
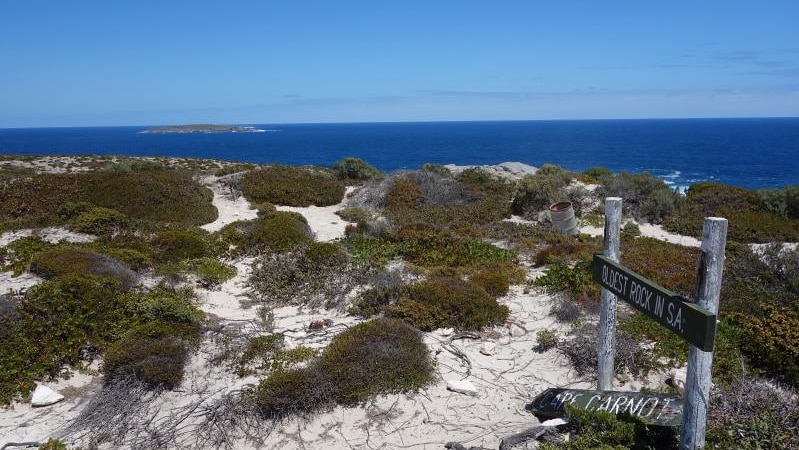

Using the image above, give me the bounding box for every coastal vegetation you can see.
[0,155,796,448]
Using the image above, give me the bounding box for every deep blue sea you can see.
[1,118,797,190]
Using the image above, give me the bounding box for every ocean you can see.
[1,118,797,190]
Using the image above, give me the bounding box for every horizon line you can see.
[2,115,799,131]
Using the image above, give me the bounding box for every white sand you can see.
[0,227,96,247]
[579,220,701,248]
[275,187,358,242]
[199,175,259,233]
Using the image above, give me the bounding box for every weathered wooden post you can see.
[597,197,622,390]
[680,217,727,450]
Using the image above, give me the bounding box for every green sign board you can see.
[529,388,683,427]
[591,254,717,351]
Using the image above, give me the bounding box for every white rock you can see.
[446,379,478,396]
[438,327,454,337]
[509,323,527,337]
[498,336,511,345]
[542,418,569,427]
[31,384,64,407]
[283,336,296,350]
[479,342,496,356]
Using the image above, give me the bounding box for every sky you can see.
[1,1,798,127]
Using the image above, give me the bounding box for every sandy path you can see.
[578,220,702,247]
[275,187,357,242]
[199,175,258,233]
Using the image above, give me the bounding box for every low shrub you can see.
[598,172,680,223]
[534,260,599,304]
[538,403,678,449]
[151,230,208,263]
[386,276,509,331]
[621,221,641,237]
[219,211,312,255]
[558,324,661,378]
[31,247,138,290]
[335,206,373,223]
[0,236,53,276]
[581,167,614,183]
[246,318,432,419]
[184,257,237,287]
[420,163,451,177]
[0,169,216,228]
[706,373,799,449]
[214,163,257,177]
[734,306,799,385]
[535,328,559,352]
[332,157,381,181]
[240,165,345,207]
[350,269,404,317]
[511,169,574,219]
[103,335,188,388]
[664,182,799,242]
[72,207,129,235]
[470,268,510,297]
[247,242,368,309]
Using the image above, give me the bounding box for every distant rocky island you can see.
[140,124,265,134]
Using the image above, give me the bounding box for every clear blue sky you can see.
[2,1,798,127]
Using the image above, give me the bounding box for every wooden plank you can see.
[597,197,622,390]
[681,217,728,450]
[529,388,683,427]
[591,254,717,351]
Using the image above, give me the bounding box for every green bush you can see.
[535,328,559,352]
[598,172,679,223]
[664,182,799,243]
[72,206,129,235]
[581,167,614,183]
[0,276,133,403]
[534,260,599,304]
[31,247,138,290]
[386,276,509,331]
[512,170,573,218]
[542,403,678,449]
[734,306,799,385]
[621,221,642,237]
[151,230,208,263]
[247,242,367,309]
[0,236,53,276]
[470,268,510,297]
[0,169,216,228]
[332,157,381,181]
[240,165,345,207]
[420,163,452,177]
[246,318,432,419]
[103,335,189,388]
[219,211,312,255]
[184,257,237,287]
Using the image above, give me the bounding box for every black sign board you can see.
[529,388,683,427]
[592,254,716,351]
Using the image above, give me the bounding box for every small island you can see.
[139,124,265,134]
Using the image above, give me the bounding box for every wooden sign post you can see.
[592,197,727,450]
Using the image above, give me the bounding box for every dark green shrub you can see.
[0,236,53,276]
[103,335,188,388]
[598,172,679,223]
[31,247,138,290]
[734,306,799,385]
[220,211,312,255]
[546,403,678,449]
[335,206,372,223]
[470,268,510,297]
[512,171,573,218]
[72,206,129,235]
[581,167,614,183]
[0,170,216,227]
[240,165,345,207]
[121,288,205,326]
[57,201,93,221]
[664,182,799,242]
[246,318,432,419]
[350,270,404,317]
[534,260,599,304]
[537,164,569,176]
[621,221,642,237]
[184,257,237,287]
[386,276,510,331]
[151,230,208,263]
[332,157,381,181]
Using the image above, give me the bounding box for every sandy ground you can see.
[199,175,259,233]
[579,221,702,247]
[0,170,673,449]
[275,186,358,242]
